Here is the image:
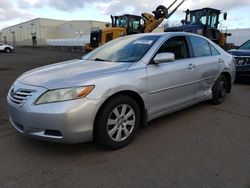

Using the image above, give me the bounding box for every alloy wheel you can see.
[107,104,136,142]
[218,80,226,100]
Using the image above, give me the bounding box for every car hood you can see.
[5,44,13,48]
[228,49,250,56]
[17,59,131,89]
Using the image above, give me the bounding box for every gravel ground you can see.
[0,48,249,188]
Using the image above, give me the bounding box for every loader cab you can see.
[85,14,143,51]
[183,8,227,44]
[185,8,221,29]
[165,8,227,45]
[111,14,143,35]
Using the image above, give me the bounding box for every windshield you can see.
[116,17,128,27]
[207,13,219,28]
[239,40,250,50]
[83,35,160,63]
[187,12,207,25]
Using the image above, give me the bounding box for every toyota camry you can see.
[7,32,236,149]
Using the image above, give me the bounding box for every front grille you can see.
[44,130,62,137]
[8,88,36,106]
[234,56,250,66]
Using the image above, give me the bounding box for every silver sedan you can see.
[7,32,236,149]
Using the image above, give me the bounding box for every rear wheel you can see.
[212,75,228,105]
[94,95,141,150]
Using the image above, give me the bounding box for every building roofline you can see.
[0,18,106,31]
[0,18,67,31]
[57,20,107,27]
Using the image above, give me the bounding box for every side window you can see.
[189,36,211,57]
[210,44,220,55]
[157,36,189,60]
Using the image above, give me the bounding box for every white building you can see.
[0,18,106,46]
[227,28,250,46]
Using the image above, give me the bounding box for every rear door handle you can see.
[218,59,224,63]
[188,64,195,69]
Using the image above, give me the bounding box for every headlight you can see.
[36,85,94,105]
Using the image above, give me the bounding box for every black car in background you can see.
[228,40,250,79]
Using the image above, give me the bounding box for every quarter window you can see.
[210,44,220,55]
[189,36,211,57]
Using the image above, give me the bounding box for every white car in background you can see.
[0,43,14,53]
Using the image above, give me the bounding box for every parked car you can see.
[0,43,14,53]
[228,40,250,79]
[7,32,236,149]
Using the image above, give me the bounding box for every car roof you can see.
[128,32,211,41]
[128,31,205,37]
[129,32,183,37]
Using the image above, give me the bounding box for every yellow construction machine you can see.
[85,0,185,51]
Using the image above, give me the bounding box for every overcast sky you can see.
[0,0,250,30]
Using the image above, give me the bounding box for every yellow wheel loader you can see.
[85,0,185,51]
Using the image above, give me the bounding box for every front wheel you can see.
[212,75,228,105]
[5,48,11,53]
[94,95,141,150]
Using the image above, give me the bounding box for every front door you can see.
[147,36,196,116]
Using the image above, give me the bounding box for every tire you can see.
[94,95,141,150]
[5,48,11,53]
[154,5,168,19]
[212,75,228,105]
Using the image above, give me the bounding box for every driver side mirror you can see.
[154,52,175,64]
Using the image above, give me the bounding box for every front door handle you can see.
[188,64,195,69]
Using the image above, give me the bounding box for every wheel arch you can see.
[93,90,147,137]
[221,72,232,93]
[5,47,11,52]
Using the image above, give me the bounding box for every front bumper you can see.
[236,65,250,77]
[7,81,104,143]
[233,56,250,78]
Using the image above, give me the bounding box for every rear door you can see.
[147,36,196,116]
[187,36,223,100]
